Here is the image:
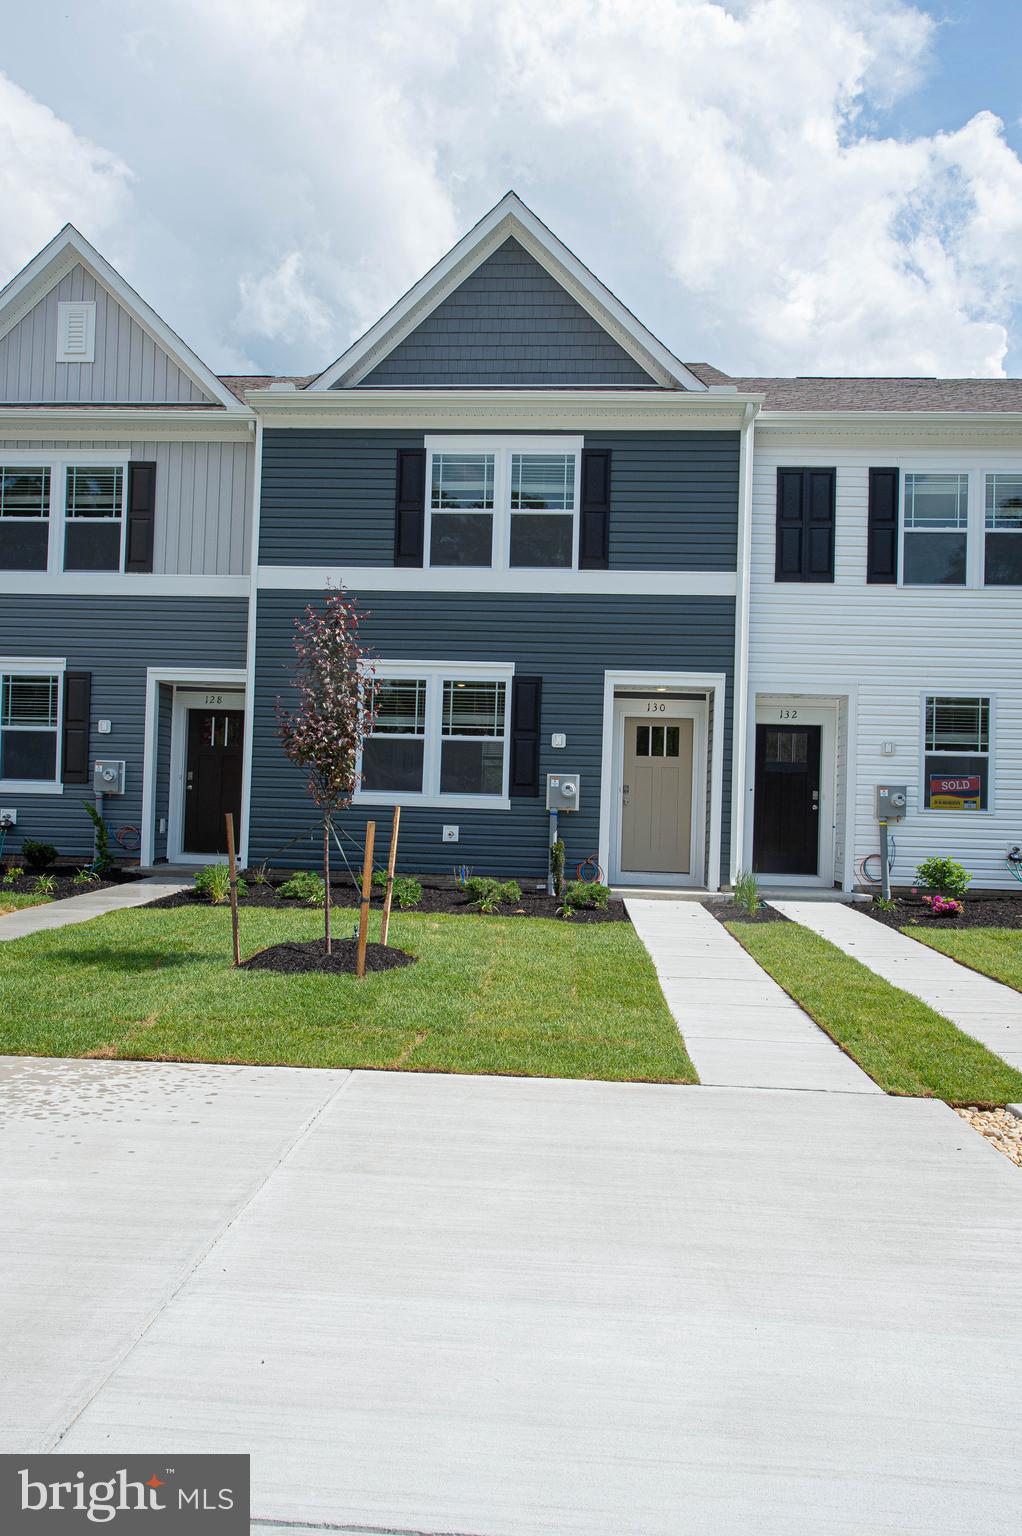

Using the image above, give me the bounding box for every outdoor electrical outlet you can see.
[442,825,459,842]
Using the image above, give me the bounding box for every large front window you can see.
[425,438,580,570]
[903,473,968,586]
[923,695,990,811]
[0,672,59,782]
[359,666,511,804]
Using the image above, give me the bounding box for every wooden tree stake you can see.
[323,817,332,956]
[379,806,401,947]
[356,821,376,979]
[224,812,241,967]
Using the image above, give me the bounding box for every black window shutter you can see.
[125,462,157,573]
[509,676,542,797]
[775,467,835,582]
[62,671,92,785]
[867,467,900,584]
[394,449,426,567]
[579,449,611,569]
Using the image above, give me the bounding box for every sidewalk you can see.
[772,901,1022,1072]
[0,873,190,942]
[625,899,878,1092]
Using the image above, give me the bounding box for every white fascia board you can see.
[759,409,1022,431]
[308,192,708,392]
[0,408,255,440]
[259,566,737,597]
[0,574,249,598]
[0,226,252,416]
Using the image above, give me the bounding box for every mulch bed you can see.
[705,901,789,926]
[147,880,628,923]
[862,895,1022,931]
[240,938,417,975]
[0,867,140,902]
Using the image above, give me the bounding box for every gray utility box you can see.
[93,760,126,796]
[875,784,907,821]
[546,772,580,812]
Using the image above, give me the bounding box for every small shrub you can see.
[21,840,57,872]
[31,873,57,896]
[277,870,326,905]
[872,895,899,912]
[465,875,521,913]
[371,870,423,908]
[82,801,114,875]
[193,864,247,905]
[922,893,964,918]
[550,838,566,899]
[72,868,101,887]
[915,855,971,901]
[2,866,23,887]
[732,869,759,916]
[562,879,610,911]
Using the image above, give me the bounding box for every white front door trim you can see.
[140,668,247,868]
[598,670,726,891]
[750,693,841,888]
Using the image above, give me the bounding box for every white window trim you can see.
[0,450,130,576]
[423,435,583,572]
[982,471,1022,587]
[0,656,65,795]
[56,301,96,364]
[918,690,995,815]
[899,469,974,588]
[355,659,514,810]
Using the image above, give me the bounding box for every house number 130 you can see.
[646,702,667,712]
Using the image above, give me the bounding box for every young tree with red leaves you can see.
[277,587,374,954]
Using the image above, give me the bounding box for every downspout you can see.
[238,414,263,869]
[728,401,758,886]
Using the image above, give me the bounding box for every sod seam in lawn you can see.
[900,926,1022,994]
[0,905,698,1084]
[726,919,1022,1104]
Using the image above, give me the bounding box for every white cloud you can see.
[2,0,1022,377]
[0,73,131,278]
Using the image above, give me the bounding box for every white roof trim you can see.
[0,226,251,414]
[309,192,706,392]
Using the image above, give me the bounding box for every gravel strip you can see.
[955,1106,1022,1168]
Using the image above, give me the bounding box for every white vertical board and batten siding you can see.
[749,423,1022,888]
[0,264,211,404]
[1,439,252,576]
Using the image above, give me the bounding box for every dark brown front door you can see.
[753,724,821,876]
[183,709,244,855]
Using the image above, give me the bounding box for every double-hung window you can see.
[0,467,51,571]
[923,695,990,811]
[0,669,60,784]
[425,438,581,569]
[902,473,968,585]
[64,465,125,571]
[358,664,512,806]
[984,474,1022,585]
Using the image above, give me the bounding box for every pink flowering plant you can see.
[920,894,964,918]
[277,586,375,954]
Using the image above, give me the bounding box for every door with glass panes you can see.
[620,716,694,875]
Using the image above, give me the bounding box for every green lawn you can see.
[904,927,1022,993]
[0,905,697,1083]
[727,919,1022,1103]
[0,892,51,916]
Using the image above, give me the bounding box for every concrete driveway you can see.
[2,1057,1020,1535]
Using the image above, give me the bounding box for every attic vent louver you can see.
[56,301,96,363]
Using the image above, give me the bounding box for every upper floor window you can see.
[425,437,581,569]
[984,474,1022,585]
[923,695,990,811]
[0,467,50,571]
[0,671,60,783]
[64,466,125,571]
[903,473,968,586]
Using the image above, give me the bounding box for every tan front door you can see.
[620,716,694,874]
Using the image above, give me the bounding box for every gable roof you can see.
[310,192,706,392]
[684,363,1022,413]
[0,226,250,413]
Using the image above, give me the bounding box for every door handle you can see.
[622,784,630,794]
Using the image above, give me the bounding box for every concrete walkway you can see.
[3,1058,1020,1534]
[626,899,878,1092]
[774,901,1022,1071]
[0,872,189,941]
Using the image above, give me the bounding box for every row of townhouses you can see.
[1,194,1019,892]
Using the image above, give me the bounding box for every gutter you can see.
[729,400,759,886]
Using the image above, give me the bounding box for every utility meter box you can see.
[875,784,907,821]
[546,772,580,812]
[93,760,126,796]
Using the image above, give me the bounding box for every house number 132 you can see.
[778,708,798,719]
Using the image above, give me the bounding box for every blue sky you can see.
[2,0,1022,379]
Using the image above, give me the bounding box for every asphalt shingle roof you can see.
[683,363,1022,412]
